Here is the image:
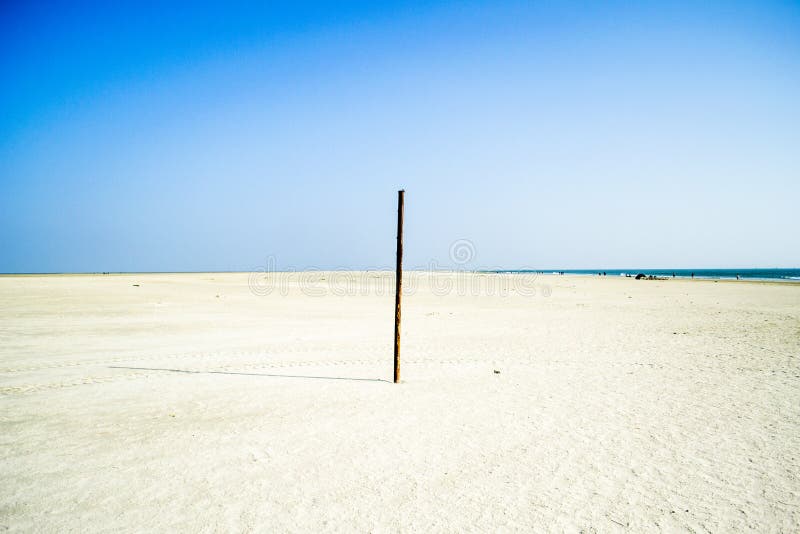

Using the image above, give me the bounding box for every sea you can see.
[488,269,800,281]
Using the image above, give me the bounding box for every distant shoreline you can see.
[485,268,800,282]
[2,269,800,284]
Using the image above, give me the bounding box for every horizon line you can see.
[2,267,800,276]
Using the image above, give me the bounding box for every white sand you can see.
[1,272,799,532]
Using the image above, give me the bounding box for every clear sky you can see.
[1,0,798,272]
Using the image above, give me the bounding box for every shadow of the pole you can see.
[108,366,391,383]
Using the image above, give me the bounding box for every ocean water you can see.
[490,269,800,281]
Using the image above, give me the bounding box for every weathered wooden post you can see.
[394,190,404,383]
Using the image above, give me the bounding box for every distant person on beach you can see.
[691,273,695,279]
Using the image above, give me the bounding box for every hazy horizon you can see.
[3,267,800,276]
[2,1,799,273]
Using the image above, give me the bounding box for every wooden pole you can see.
[394,189,404,383]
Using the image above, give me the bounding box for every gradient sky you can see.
[1,0,798,272]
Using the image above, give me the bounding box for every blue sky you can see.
[1,0,798,272]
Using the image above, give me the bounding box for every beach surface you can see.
[1,272,799,532]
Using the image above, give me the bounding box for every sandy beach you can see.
[1,272,798,532]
